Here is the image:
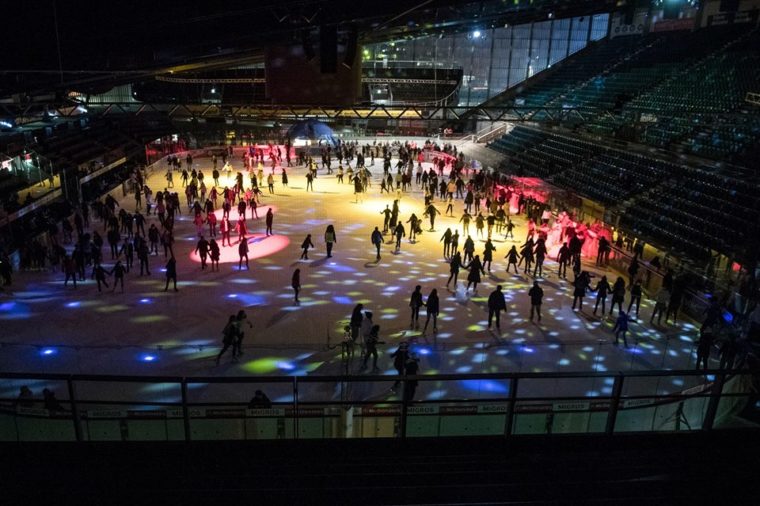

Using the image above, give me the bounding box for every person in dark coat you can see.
[528,280,544,322]
[371,226,383,260]
[409,285,424,329]
[238,239,249,270]
[609,277,626,316]
[612,311,631,347]
[300,234,314,260]
[391,342,409,391]
[627,279,643,318]
[465,255,485,292]
[487,285,507,330]
[592,275,611,316]
[350,303,364,342]
[447,252,462,288]
[292,268,301,304]
[696,327,714,371]
[163,255,178,292]
[572,271,591,311]
[422,288,439,334]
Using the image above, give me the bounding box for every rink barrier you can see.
[0,369,753,441]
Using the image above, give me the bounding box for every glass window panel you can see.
[591,13,609,41]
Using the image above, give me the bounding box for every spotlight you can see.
[140,354,157,362]
[472,30,482,38]
[40,347,57,357]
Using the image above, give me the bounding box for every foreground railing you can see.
[0,370,753,442]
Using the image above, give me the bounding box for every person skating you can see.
[163,256,178,292]
[324,225,337,258]
[505,245,520,275]
[238,239,250,270]
[350,303,364,343]
[406,213,420,243]
[459,211,472,236]
[216,315,237,365]
[592,275,611,316]
[292,268,301,304]
[424,203,440,231]
[440,228,453,257]
[236,218,248,244]
[380,205,391,233]
[393,221,406,251]
[557,242,571,279]
[422,289,439,334]
[220,217,232,246]
[209,239,220,271]
[92,262,109,292]
[612,311,632,347]
[627,279,643,318]
[109,260,126,292]
[528,280,544,322]
[519,239,534,275]
[533,238,547,277]
[390,342,409,391]
[446,251,462,288]
[695,327,714,371]
[195,236,209,270]
[482,239,496,272]
[360,324,381,372]
[409,285,424,329]
[462,235,475,264]
[504,218,515,240]
[300,234,314,260]
[650,286,670,325]
[371,227,383,260]
[465,254,485,292]
[232,310,253,358]
[609,277,626,316]
[572,271,591,311]
[487,285,507,330]
[265,208,274,236]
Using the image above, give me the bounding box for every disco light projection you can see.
[0,301,31,320]
[189,234,290,264]
[131,315,170,324]
[459,379,509,395]
[40,347,57,357]
[139,298,153,304]
[140,354,158,362]
[65,301,81,308]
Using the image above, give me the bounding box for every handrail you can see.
[0,368,742,383]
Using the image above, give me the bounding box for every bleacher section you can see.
[589,27,760,160]
[484,24,760,164]
[506,36,645,113]
[488,125,760,263]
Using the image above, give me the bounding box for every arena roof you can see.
[1,0,623,100]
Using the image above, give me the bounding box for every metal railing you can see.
[0,369,754,442]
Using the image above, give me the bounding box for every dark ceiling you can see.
[1,0,625,100]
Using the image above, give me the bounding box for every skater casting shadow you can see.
[310,257,329,268]
[534,325,564,352]
[364,261,380,268]
[266,308,299,328]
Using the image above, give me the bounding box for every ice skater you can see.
[409,285,423,329]
[292,268,301,304]
[300,234,314,260]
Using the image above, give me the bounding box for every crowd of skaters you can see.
[2,138,755,381]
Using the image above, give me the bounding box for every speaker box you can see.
[320,25,338,74]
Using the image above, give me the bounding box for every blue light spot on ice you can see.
[459,379,509,394]
[332,296,353,305]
